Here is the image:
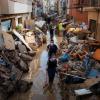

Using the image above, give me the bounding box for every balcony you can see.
[75,0,100,11]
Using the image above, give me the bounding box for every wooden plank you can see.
[3,32,15,50]
[13,29,33,51]
[61,72,86,80]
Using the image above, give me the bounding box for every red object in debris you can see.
[93,49,100,61]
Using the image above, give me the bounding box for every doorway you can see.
[89,19,97,38]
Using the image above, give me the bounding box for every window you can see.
[91,0,99,7]
[1,20,11,31]
[18,17,22,24]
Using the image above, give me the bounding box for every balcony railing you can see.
[76,0,100,8]
[89,0,100,7]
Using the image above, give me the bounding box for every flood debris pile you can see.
[57,20,100,100]
[0,19,47,99]
[0,30,39,99]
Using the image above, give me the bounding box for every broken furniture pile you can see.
[15,19,47,51]
[14,27,46,51]
[57,22,100,100]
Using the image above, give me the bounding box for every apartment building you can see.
[67,0,100,40]
[68,0,88,24]
[0,0,32,32]
[77,0,100,40]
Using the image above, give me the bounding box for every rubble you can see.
[89,81,100,95]
[0,19,48,99]
[0,30,37,99]
[0,48,33,99]
[19,53,33,61]
[57,20,100,99]
[2,32,15,50]
[16,80,33,93]
[13,29,33,51]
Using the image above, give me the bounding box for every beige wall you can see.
[96,23,100,41]
[0,7,1,14]
[98,13,100,24]
[97,12,100,41]
[88,11,100,41]
[0,0,9,14]
[88,11,100,24]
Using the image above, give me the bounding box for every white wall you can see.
[8,0,32,14]
[0,0,32,14]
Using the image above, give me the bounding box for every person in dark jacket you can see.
[49,22,54,40]
[47,54,57,90]
[47,16,51,25]
[47,40,58,58]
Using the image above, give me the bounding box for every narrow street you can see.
[0,0,100,100]
[9,33,62,100]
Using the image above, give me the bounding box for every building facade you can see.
[0,0,32,32]
[83,0,100,40]
[76,0,100,40]
[68,0,88,24]
[67,0,100,40]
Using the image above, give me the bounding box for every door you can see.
[89,19,97,33]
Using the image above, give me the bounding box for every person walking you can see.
[47,54,58,92]
[58,21,64,36]
[49,22,54,40]
[47,40,58,58]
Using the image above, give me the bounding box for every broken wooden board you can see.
[12,29,33,51]
[2,32,15,50]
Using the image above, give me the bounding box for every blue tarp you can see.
[88,69,100,78]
